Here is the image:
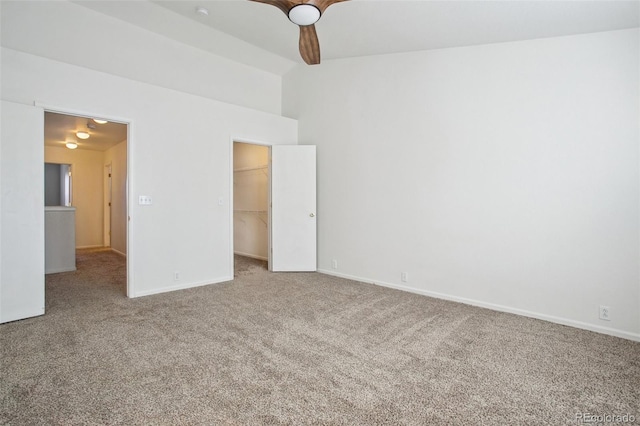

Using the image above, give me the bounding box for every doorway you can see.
[233,142,270,270]
[104,163,112,248]
[43,111,129,294]
[230,141,318,275]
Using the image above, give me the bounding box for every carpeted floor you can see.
[1,250,639,425]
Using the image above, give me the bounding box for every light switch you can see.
[138,195,152,205]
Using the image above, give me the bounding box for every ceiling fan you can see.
[249,0,348,65]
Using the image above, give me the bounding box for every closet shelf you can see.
[233,165,268,173]
[234,210,267,225]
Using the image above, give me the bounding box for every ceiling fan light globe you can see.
[288,4,320,26]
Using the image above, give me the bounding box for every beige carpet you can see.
[1,250,638,425]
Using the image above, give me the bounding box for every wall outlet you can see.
[174,271,180,281]
[599,305,610,321]
[401,272,408,282]
[331,259,338,269]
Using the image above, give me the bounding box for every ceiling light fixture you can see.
[288,4,320,26]
[76,131,90,139]
[66,141,78,150]
[196,6,209,16]
[93,119,108,124]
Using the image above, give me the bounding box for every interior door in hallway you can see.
[270,145,317,272]
[104,163,112,247]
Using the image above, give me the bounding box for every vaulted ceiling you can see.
[75,0,639,75]
[41,1,640,144]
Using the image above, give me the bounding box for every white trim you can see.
[229,137,275,279]
[268,146,272,271]
[36,101,133,299]
[132,276,233,298]
[317,268,640,343]
[125,122,132,299]
[111,248,126,257]
[234,251,267,261]
[229,137,235,281]
[45,267,76,274]
[231,137,274,148]
[34,101,131,125]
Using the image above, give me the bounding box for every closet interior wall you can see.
[233,142,269,260]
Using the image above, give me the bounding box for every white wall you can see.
[104,140,127,256]
[283,29,640,340]
[45,146,105,248]
[1,1,282,115]
[1,46,297,298]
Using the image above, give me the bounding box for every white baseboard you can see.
[317,268,640,343]
[110,248,126,257]
[45,267,77,274]
[132,276,233,298]
[76,245,104,249]
[234,251,267,261]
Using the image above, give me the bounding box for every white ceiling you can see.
[77,0,639,74]
[45,112,128,152]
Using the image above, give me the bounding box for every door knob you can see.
[310,213,315,217]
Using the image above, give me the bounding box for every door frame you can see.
[37,102,133,297]
[229,137,274,276]
[104,163,112,247]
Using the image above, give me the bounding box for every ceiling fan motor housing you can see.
[251,0,348,64]
[288,4,321,26]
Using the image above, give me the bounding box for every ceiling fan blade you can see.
[249,0,294,16]
[299,24,320,65]
[250,0,350,65]
[308,0,349,15]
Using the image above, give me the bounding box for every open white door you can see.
[1,101,45,323]
[270,145,316,271]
